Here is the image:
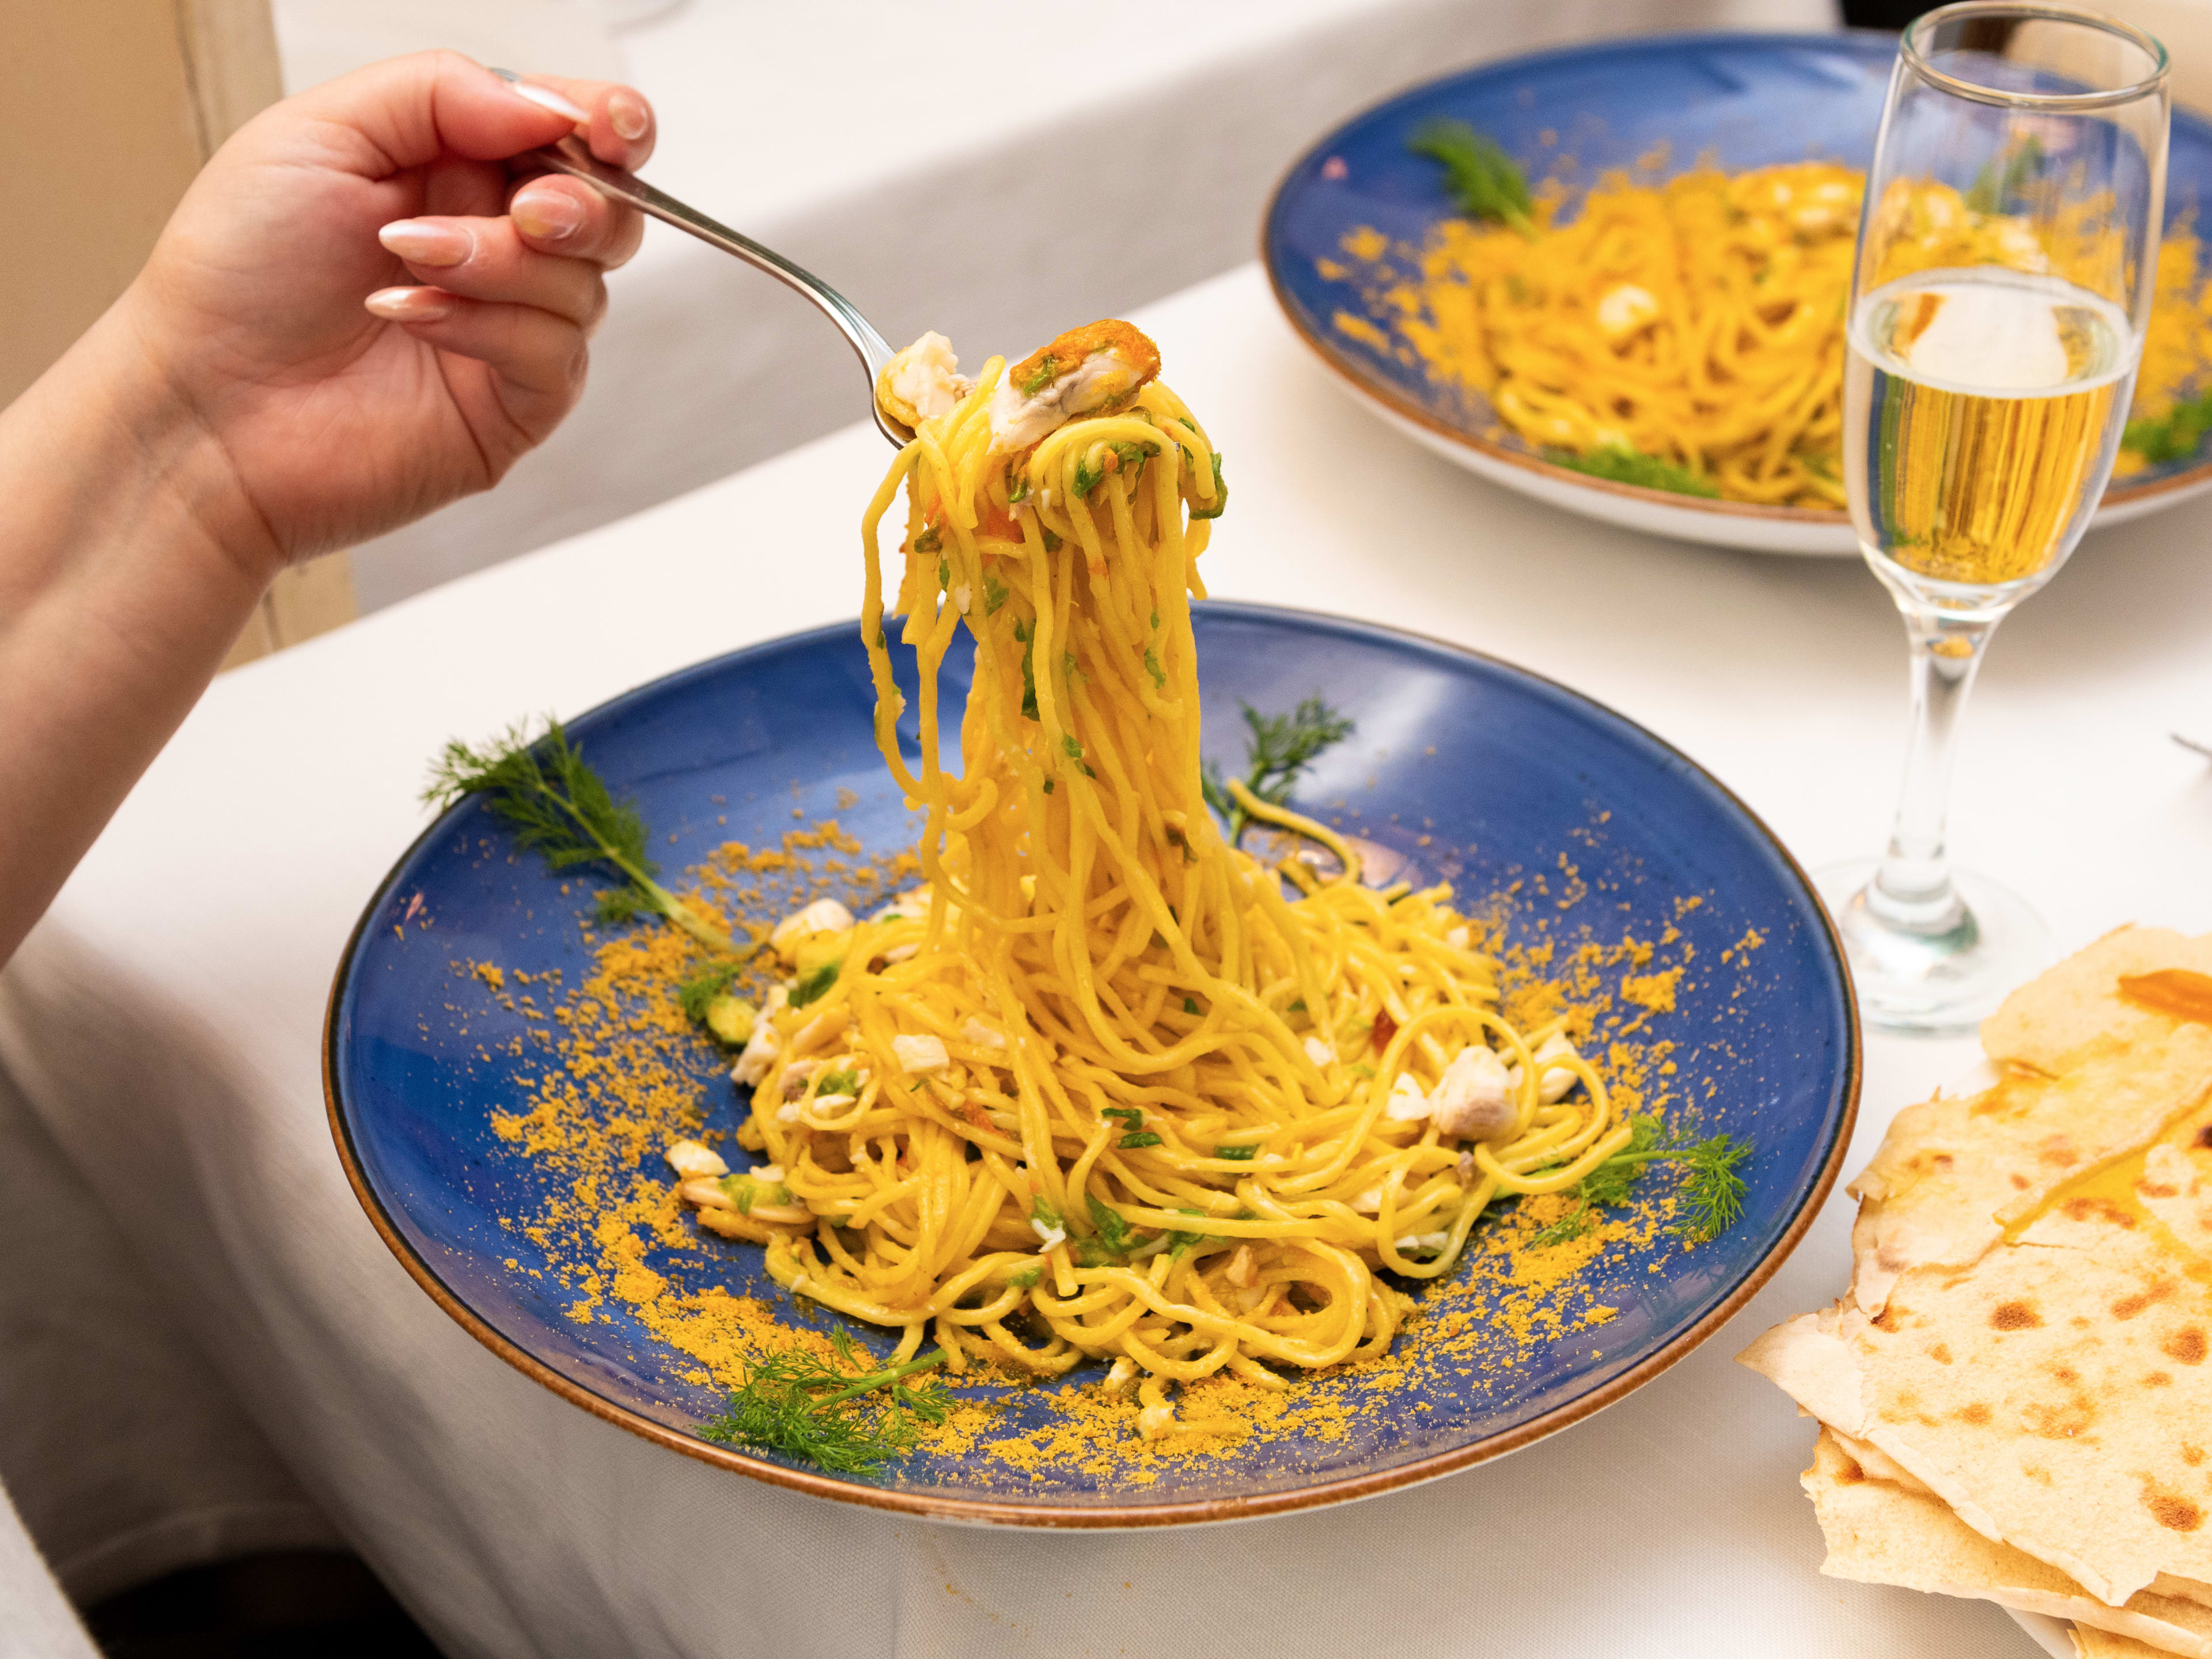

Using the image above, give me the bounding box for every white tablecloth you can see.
[334,0,1836,611]
[7,260,2209,1655]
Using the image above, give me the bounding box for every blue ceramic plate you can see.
[326,604,1858,1526]
[1265,32,2212,556]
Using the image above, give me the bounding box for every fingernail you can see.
[365,286,456,323]
[608,89,649,142]
[511,185,584,243]
[378,220,472,268]
[502,77,589,124]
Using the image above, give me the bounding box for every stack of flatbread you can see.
[1740,926,2212,1658]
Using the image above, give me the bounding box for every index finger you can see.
[510,73,657,172]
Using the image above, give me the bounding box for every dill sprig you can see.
[2123,388,2212,466]
[1544,445,1720,499]
[424,718,743,958]
[1200,696,1355,844]
[1409,118,1536,237]
[676,958,747,1022]
[700,1331,949,1475]
[1528,1115,1752,1248]
[1963,134,2045,214]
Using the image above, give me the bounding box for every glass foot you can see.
[1812,859,2054,1035]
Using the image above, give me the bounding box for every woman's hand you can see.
[0,51,658,962]
[119,51,656,577]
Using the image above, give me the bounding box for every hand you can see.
[116,51,656,576]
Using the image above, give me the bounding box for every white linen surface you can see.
[5,263,2208,1656]
[341,0,1838,611]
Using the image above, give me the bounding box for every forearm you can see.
[0,294,281,964]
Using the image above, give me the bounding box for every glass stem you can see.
[1864,604,1997,939]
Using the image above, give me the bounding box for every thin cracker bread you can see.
[1805,1429,2212,1655]
[2080,1627,2198,1658]
[1749,1202,2212,1607]
[1847,1027,2212,1315]
[1983,927,2212,1076]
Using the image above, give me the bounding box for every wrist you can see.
[94,286,291,592]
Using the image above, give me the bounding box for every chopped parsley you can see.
[1190,450,1229,519]
[789,957,842,1009]
[1543,445,1719,499]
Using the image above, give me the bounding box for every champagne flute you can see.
[1817,2,2169,1032]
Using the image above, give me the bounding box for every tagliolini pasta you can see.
[1347,162,2212,508]
[667,323,1623,1435]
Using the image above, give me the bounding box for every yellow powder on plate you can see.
[468,824,1765,1486]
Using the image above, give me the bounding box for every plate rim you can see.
[322,600,1862,1529]
[1259,26,2212,530]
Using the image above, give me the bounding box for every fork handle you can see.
[525,136,911,446]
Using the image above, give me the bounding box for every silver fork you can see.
[2177,733,2212,759]
[527,134,914,449]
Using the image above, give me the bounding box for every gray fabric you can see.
[0,1062,337,1605]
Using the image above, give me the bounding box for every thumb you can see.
[283,50,585,178]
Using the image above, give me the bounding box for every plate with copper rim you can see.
[324,601,1858,1526]
[1263,31,2212,557]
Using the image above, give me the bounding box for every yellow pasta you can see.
[1359,163,2210,506]
[673,324,1620,1430]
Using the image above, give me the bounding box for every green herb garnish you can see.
[425,719,740,956]
[1543,445,1719,499]
[1166,1207,1209,1259]
[676,958,747,1022]
[1214,1144,1259,1162]
[1964,134,2045,214]
[790,957,842,1009]
[700,1330,948,1475]
[1190,451,1229,520]
[1013,619,1040,719]
[1101,1107,1144,1127]
[1118,1132,1164,1149]
[2124,388,2212,465]
[983,573,1010,614]
[1409,118,1535,237]
[1020,355,1062,397]
[1086,1194,1135,1252]
[1200,695,1356,843]
[1528,1116,1752,1247]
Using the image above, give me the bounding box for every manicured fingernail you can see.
[365,286,456,322]
[503,78,588,124]
[511,185,584,243]
[608,89,649,141]
[378,220,472,267]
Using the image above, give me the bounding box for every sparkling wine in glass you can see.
[1818,2,2169,1031]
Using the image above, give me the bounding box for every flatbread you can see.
[1847,1027,2212,1315]
[2080,1628,2195,1658]
[1983,927,2212,1076]
[1747,1200,2212,1607]
[2139,1143,2212,1259]
[1805,1429,2212,1655]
